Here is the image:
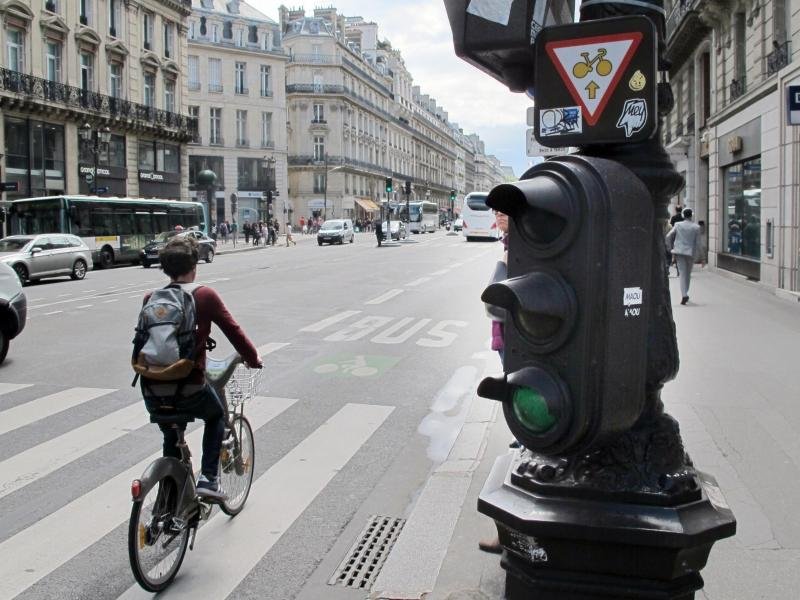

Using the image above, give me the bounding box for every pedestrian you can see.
[666,207,703,305]
[300,216,306,235]
[375,219,383,247]
[666,205,684,276]
[252,222,261,246]
[231,220,238,245]
[210,222,217,241]
[243,221,251,245]
[286,222,296,246]
[219,221,228,244]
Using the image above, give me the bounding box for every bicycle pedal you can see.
[221,439,234,449]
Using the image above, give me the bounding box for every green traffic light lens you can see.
[512,386,557,433]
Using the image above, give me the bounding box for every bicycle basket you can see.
[225,365,263,407]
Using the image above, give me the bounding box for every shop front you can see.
[78,133,128,196]
[138,140,181,199]
[4,116,65,199]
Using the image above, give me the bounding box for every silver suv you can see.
[0,234,94,285]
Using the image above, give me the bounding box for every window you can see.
[235,62,247,94]
[734,12,746,82]
[188,106,200,142]
[5,118,65,198]
[109,0,121,37]
[212,24,219,43]
[79,0,91,25]
[138,141,155,171]
[236,110,247,146]
[44,0,58,13]
[259,65,271,96]
[208,58,222,92]
[143,13,154,50]
[235,28,244,47]
[313,103,324,123]
[109,62,122,98]
[248,25,258,43]
[80,52,94,91]
[188,55,200,90]
[45,41,61,82]
[143,72,155,107]
[313,72,323,93]
[261,112,272,147]
[723,157,761,260]
[223,21,233,39]
[189,20,196,40]
[190,156,224,188]
[6,27,24,72]
[164,80,175,113]
[139,141,180,173]
[313,136,325,161]
[313,173,326,194]
[260,32,269,51]
[163,21,174,59]
[209,107,222,145]
[237,158,270,190]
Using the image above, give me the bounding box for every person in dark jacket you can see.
[375,219,383,247]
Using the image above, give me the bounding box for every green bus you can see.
[7,196,207,268]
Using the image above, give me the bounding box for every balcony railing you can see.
[260,88,273,97]
[235,86,249,95]
[189,81,201,91]
[209,136,224,146]
[311,118,327,124]
[0,67,195,138]
[261,140,275,149]
[729,77,746,101]
[767,41,791,76]
[208,83,223,93]
[289,53,341,65]
[236,138,249,147]
[286,83,345,95]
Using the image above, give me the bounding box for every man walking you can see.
[666,207,703,305]
[375,219,383,247]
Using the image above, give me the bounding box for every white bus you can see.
[396,201,438,233]
[461,192,500,241]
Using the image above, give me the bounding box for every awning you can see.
[355,198,380,212]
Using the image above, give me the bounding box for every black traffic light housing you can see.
[478,155,653,455]
[449,190,456,202]
[404,181,412,195]
[385,177,393,194]
[444,0,575,92]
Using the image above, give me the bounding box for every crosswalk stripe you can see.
[0,383,32,397]
[365,289,404,305]
[0,396,297,599]
[117,402,394,600]
[406,277,431,287]
[0,388,115,436]
[0,402,145,500]
[255,342,290,356]
[300,310,361,332]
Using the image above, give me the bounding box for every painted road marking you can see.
[0,388,115,436]
[255,342,290,356]
[0,383,32,397]
[77,304,93,309]
[0,396,298,599]
[406,277,431,287]
[44,311,63,316]
[431,269,449,276]
[300,310,362,333]
[365,289,404,305]
[117,403,394,600]
[102,299,118,304]
[322,315,469,349]
[313,354,401,377]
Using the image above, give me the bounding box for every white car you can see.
[317,219,355,245]
[0,234,94,285]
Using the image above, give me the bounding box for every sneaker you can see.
[681,296,689,305]
[196,474,226,501]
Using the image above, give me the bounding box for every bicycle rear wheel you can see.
[128,476,190,592]
[219,414,255,516]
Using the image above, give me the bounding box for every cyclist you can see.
[141,236,262,497]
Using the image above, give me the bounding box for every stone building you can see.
[664,0,800,294]
[0,0,194,201]
[185,0,287,226]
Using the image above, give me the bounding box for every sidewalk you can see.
[215,231,319,255]
[377,267,800,600]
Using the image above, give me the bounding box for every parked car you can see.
[382,221,408,241]
[141,230,216,267]
[0,261,27,364]
[453,217,463,232]
[0,234,93,285]
[317,219,355,245]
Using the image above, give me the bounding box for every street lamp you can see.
[261,155,276,224]
[321,153,345,222]
[79,123,111,195]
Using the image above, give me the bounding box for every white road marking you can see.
[365,289,404,305]
[324,316,394,342]
[0,383,32,397]
[255,342,290,356]
[76,304,93,309]
[416,321,469,348]
[300,310,362,332]
[0,402,145,499]
[0,388,115,436]
[44,311,62,316]
[0,396,297,599]
[431,269,449,276]
[57,293,71,298]
[102,299,118,304]
[116,403,394,600]
[371,318,432,345]
[406,277,431,287]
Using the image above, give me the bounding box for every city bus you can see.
[461,192,500,241]
[7,196,207,268]
[394,201,438,233]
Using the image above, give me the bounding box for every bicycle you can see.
[127,353,262,592]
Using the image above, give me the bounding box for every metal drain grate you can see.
[328,515,406,589]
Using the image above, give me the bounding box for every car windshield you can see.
[466,195,490,211]
[0,238,32,252]
[153,231,180,242]
[322,222,343,230]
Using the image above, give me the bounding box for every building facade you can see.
[0,0,194,203]
[664,0,800,294]
[186,0,287,226]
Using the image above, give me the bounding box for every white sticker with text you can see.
[623,287,643,306]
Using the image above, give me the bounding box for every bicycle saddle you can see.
[205,353,242,389]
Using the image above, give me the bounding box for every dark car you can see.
[0,261,27,365]
[141,230,216,268]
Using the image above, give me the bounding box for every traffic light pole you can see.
[453,2,735,599]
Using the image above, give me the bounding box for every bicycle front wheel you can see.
[219,414,255,516]
[128,476,190,592]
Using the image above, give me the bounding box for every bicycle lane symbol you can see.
[313,354,401,378]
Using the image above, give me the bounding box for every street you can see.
[0,230,502,599]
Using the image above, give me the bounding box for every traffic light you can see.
[385,177,393,194]
[449,190,456,202]
[478,155,654,455]
[404,181,412,195]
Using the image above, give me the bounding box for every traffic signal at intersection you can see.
[478,156,654,455]
[385,177,393,194]
[450,190,456,202]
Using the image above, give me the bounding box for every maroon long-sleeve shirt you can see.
[144,285,259,383]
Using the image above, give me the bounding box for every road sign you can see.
[788,85,800,125]
[91,186,108,194]
[0,182,19,192]
[534,16,657,147]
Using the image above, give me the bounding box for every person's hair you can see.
[682,207,693,219]
[159,235,199,278]
[675,205,682,214]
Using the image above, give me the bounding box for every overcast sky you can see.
[251,0,540,179]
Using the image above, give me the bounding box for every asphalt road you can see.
[0,230,502,600]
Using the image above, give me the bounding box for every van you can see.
[317,219,355,245]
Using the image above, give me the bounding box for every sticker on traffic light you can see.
[478,155,654,455]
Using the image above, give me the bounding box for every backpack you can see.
[131,283,201,382]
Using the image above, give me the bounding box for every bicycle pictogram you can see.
[314,355,379,377]
[572,49,613,78]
